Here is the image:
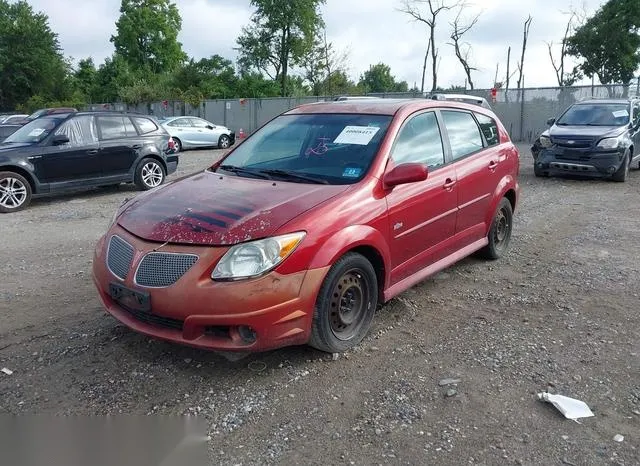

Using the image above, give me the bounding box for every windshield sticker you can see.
[334,126,380,145]
[342,167,362,178]
[28,128,45,137]
[612,110,629,118]
[305,137,331,156]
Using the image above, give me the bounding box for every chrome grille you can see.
[552,136,594,148]
[135,252,198,288]
[107,235,134,280]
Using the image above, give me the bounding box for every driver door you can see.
[385,110,458,285]
[34,115,100,183]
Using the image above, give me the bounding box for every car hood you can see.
[549,125,626,139]
[117,170,349,246]
[0,142,33,153]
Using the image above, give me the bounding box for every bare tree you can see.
[516,15,533,90]
[546,10,585,86]
[448,7,480,90]
[420,36,432,94]
[400,0,462,92]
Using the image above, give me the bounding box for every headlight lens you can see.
[539,135,552,148]
[212,232,306,280]
[597,136,622,149]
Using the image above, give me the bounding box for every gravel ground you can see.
[1,144,639,465]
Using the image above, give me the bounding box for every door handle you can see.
[87,149,98,155]
[131,144,142,149]
[443,178,456,189]
[489,160,498,170]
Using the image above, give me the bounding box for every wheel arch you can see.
[0,165,38,193]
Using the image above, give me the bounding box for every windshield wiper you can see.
[258,169,329,185]
[218,165,271,179]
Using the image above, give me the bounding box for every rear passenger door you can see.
[441,110,502,243]
[385,111,458,284]
[97,115,140,176]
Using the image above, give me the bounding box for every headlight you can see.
[539,135,552,148]
[597,135,623,149]
[212,232,306,280]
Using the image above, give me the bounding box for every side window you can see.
[189,118,209,128]
[123,117,137,136]
[97,116,129,140]
[54,116,98,146]
[391,112,445,169]
[633,103,640,126]
[168,118,192,127]
[441,111,484,160]
[475,113,500,146]
[134,117,159,134]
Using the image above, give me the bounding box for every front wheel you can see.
[218,134,231,149]
[478,197,513,260]
[611,150,630,182]
[0,171,32,213]
[135,158,165,190]
[309,253,378,353]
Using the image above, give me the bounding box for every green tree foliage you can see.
[0,0,70,110]
[93,54,135,103]
[567,0,640,86]
[237,0,326,96]
[358,63,409,93]
[111,0,186,73]
[171,55,238,99]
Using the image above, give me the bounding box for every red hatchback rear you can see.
[92,99,520,354]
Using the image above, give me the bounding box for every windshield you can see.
[3,117,63,144]
[216,114,392,185]
[556,103,631,126]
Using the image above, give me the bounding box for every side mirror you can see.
[52,134,70,145]
[206,125,214,130]
[383,163,428,188]
[546,118,556,126]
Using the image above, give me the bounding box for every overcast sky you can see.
[28,0,606,89]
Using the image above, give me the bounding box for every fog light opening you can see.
[238,326,257,344]
[608,166,617,174]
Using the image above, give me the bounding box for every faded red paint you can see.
[93,98,520,353]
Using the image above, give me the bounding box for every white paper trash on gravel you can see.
[537,392,594,420]
[1,368,13,375]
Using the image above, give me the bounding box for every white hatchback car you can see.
[159,116,235,152]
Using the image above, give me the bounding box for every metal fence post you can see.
[519,83,525,142]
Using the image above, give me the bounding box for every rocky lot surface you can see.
[1,144,639,465]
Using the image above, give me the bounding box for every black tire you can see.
[611,150,630,182]
[218,134,231,149]
[309,253,378,353]
[478,197,513,260]
[135,158,165,191]
[173,137,182,153]
[0,171,32,213]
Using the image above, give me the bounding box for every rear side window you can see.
[391,112,445,169]
[133,117,158,134]
[475,113,500,146]
[97,116,137,140]
[167,118,192,127]
[441,111,484,160]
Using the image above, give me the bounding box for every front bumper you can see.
[165,155,178,175]
[92,226,328,352]
[535,146,626,177]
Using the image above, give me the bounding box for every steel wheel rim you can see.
[329,269,370,341]
[494,208,511,248]
[220,136,230,149]
[142,163,163,187]
[0,177,28,209]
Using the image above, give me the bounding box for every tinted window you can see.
[167,118,192,127]
[4,116,25,124]
[441,111,484,160]
[4,117,63,144]
[633,103,640,126]
[475,113,499,146]
[97,116,137,140]
[219,114,392,185]
[133,117,158,134]
[557,103,630,126]
[54,116,98,146]
[391,112,445,168]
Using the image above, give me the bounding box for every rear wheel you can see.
[309,253,378,353]
[172,137,182,153]
[0,171,32,213]
[478,197,513,260]
[611,150,630,182]
[135,158,165,190]
[218,134,231,149]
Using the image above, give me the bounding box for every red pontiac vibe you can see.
[92,98,520,354]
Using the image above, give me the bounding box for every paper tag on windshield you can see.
[613,110,629,118]
[334,126,380,145]
[28,128,45,137]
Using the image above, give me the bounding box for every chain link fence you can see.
[86,82,640,142]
